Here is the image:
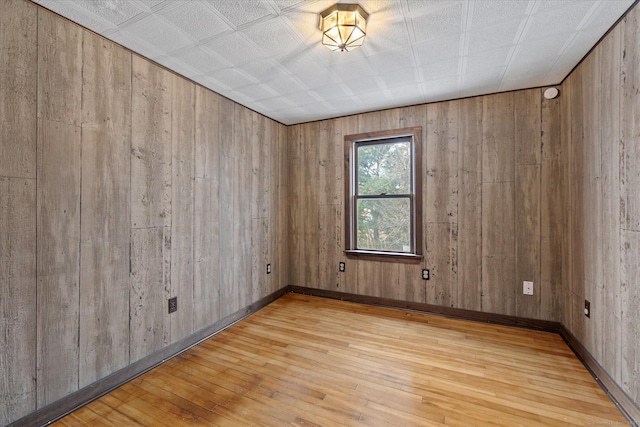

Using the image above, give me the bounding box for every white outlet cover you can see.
[523,281,534,295]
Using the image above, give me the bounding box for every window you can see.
[344,127,423,262]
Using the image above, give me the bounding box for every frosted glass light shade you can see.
[320,4,369,52]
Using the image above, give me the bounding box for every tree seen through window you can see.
[356,140,411,252]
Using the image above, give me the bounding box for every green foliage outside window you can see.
[356,140,412,252]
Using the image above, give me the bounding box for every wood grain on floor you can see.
[54,293,630,426]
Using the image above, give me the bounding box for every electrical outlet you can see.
[422,269,430,280]
[267,264,271,274]
[168,297,177,314]
[339,262,345,272]
[584,300,590,318]
[523,281,534,295]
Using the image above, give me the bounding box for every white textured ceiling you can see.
[33,0,634,125]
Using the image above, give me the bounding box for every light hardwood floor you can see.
[54,293,629,426]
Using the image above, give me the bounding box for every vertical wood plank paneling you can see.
[195,88,219,181]
[426,222,457,306]
[318,119,339,291]
[193,177,220,327]
[0,1,37,424]
[3,3,293,423]
[359,111,382,133]
[170,76,195,341]
[319,204,340,291]
[380,108,401,130]
[622,7,640,232]
[252,114,270,220]
[426,101,459,223]
[482,92,515,183]
[574,50,604,362]
[194,86,220,330]
[130,55,172,362]
[559,78,573,329]
[481,181,516,316]
[600,24,622,383]
[398,264,424,303]
[339,116,359,294]
[302,121,320,289]
[621,230,640,402]
[514,89,542,165]
[277,124,289,291]
[621,5,640,404]
[514,89,542,319]
[357,261,384,297]
[131,55,172,230]
[288,125,303,287]
[252,217,269,299]
[541,91,563,322]
[233,106,253,308]
[218,97,235,318]
[581,54,603,359]
[268,122,280,294]
[380,263,400,300]
[0,178,36,425]
[251,115,269,301]
[458,97,482,311]
[318,120,338,207]
[569,64,585,343]
[482,93,515,316]
[426,101,459,306]
[36,119,81,406]
[0,0,37,179]
[515,164,541,319]
[36,10,83,408]
[37,9,82,126]
[79,31,131,387]
[130,227,170,362]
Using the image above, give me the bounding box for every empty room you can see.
[2,0,640,425]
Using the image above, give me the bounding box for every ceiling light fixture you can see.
[320,3,369,52]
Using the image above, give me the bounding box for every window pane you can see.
[356,198,411,252]
[357,141,410,195]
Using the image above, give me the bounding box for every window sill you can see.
[344,250,423,264]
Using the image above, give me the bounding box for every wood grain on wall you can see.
[130,55,172,362]
[561,2,640,410]
[79,31,132,387]
[194,86,221,330]
[482,93,516,316]
[0,1,37,425]
[457,97,483,312]
[0,0,37,180]
[7,0,640,423]
[600,23,622,387]
[1,4,289,424]
[36,7,83,407]
[170,75,196,342]
[36,118,82,406]
[540,90,563,323]
[218,97,235,319]
[620,5,640,405]
[290,89,557,322]
[0,178,36,425]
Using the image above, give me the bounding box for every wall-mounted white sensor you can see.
[543,87,559,99]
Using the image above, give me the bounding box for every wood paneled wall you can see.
[0,2,288,424]
[4,0,640,424]
[562,4,640,408]
[288,90,565,322]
